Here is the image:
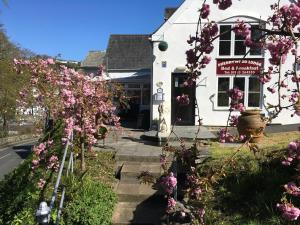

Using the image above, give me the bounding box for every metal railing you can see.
[36,132,74,225]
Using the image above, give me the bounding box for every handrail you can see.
[36,131,74,225]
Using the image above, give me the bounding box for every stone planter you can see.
[294,100,300,116]
[237,110,266,143]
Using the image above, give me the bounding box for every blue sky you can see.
[0,0,183,61]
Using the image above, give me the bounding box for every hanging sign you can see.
[216,58,264,75]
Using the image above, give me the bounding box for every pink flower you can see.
[176,94,190,105]
[284,182,300,197]
[200,4,210,19]
[47,155,59,171]
[167,197,177,212]
[161,172,177,194]
[37,179,46,189]
[233,20,251,38]
[218,0,232,10]
[277,203,300,221]
[288,142,298,151]
[47,58,55,65]
[197,208,205,223]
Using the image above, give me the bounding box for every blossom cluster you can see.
[176,94,190,105]
[161,172,177,194]
[277,203,300,221]
[213,0,232,10]
[282,141,300,166]
[14,58,121,150]
[228,88,245,112]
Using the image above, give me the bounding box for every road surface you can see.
[0,140,36,180]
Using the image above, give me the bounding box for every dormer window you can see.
[219,24,262,57]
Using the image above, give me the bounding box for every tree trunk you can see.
[2,114,8,137]
[80,137,86,171]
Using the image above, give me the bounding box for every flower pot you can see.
[294,100,300,116]
[237,110,266,143]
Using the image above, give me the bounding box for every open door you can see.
[171,73,195,125]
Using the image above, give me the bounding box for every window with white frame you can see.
[219,24,262,56]
[124,83,150,106]
[217,76,261,108]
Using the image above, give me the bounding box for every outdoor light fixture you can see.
[36,201,50,225]
[158,41,168,51]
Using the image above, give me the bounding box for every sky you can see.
[0,0,183,61]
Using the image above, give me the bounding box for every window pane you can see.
[250,25,262,55]
[235,34,245,40]
[248,93,260,107]
[220,25,232,40]
[218,77,230,91]
[249,77,260,92]
[234,77,245,91]
[250,48,262,55]
[142,89,150,105]
[219,41,231,55]
[127,90,141,104]
[251,25,261,40]
[217,78,230,107]
[218,93,229,106]
[127,84,141,89]
[234,40,246,55]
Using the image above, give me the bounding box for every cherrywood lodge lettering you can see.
[216,59,264,75]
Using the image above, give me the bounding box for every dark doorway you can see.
[171,73,196,125]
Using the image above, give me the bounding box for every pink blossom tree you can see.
[14,58,121,171]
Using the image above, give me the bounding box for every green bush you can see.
[62,176,117,225]
[0,120,117,225]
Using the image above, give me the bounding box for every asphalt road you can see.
[0,140,36,180]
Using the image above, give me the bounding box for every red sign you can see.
[216,58,264,75]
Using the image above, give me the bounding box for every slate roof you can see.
[81,51,106,67]
[164,7,178,21]
[106,35,152,70]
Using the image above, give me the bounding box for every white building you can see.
[150,0,300,132]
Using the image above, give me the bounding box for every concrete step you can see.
[114,180,163,202]
[112,201,166,225]
[116,154,161,163]
[120,162,162,181]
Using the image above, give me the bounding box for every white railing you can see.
[36,132,74,225]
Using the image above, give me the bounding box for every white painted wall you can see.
[151,0,300,127]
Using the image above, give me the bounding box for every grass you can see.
[200,131,300,225]
[85,151,116,186]
[209,131,300,159]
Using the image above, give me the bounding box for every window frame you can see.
[215,75,263,110]
[124,83,150,106]
[218,23,264,58]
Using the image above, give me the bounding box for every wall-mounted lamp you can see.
[158,41,168,51]
[149,37,168,52]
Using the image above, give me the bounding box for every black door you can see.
[171,73,195,125]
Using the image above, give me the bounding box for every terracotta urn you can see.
[294,100,300,116]
[237,109,266,143]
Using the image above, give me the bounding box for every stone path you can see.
[94,127,216,225]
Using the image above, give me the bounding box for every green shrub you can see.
[63,175,117,225]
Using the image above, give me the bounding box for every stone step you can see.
[120,162,162,181]
[114,180,163,202]
[116,154,161,163]
[112,201,166,225]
